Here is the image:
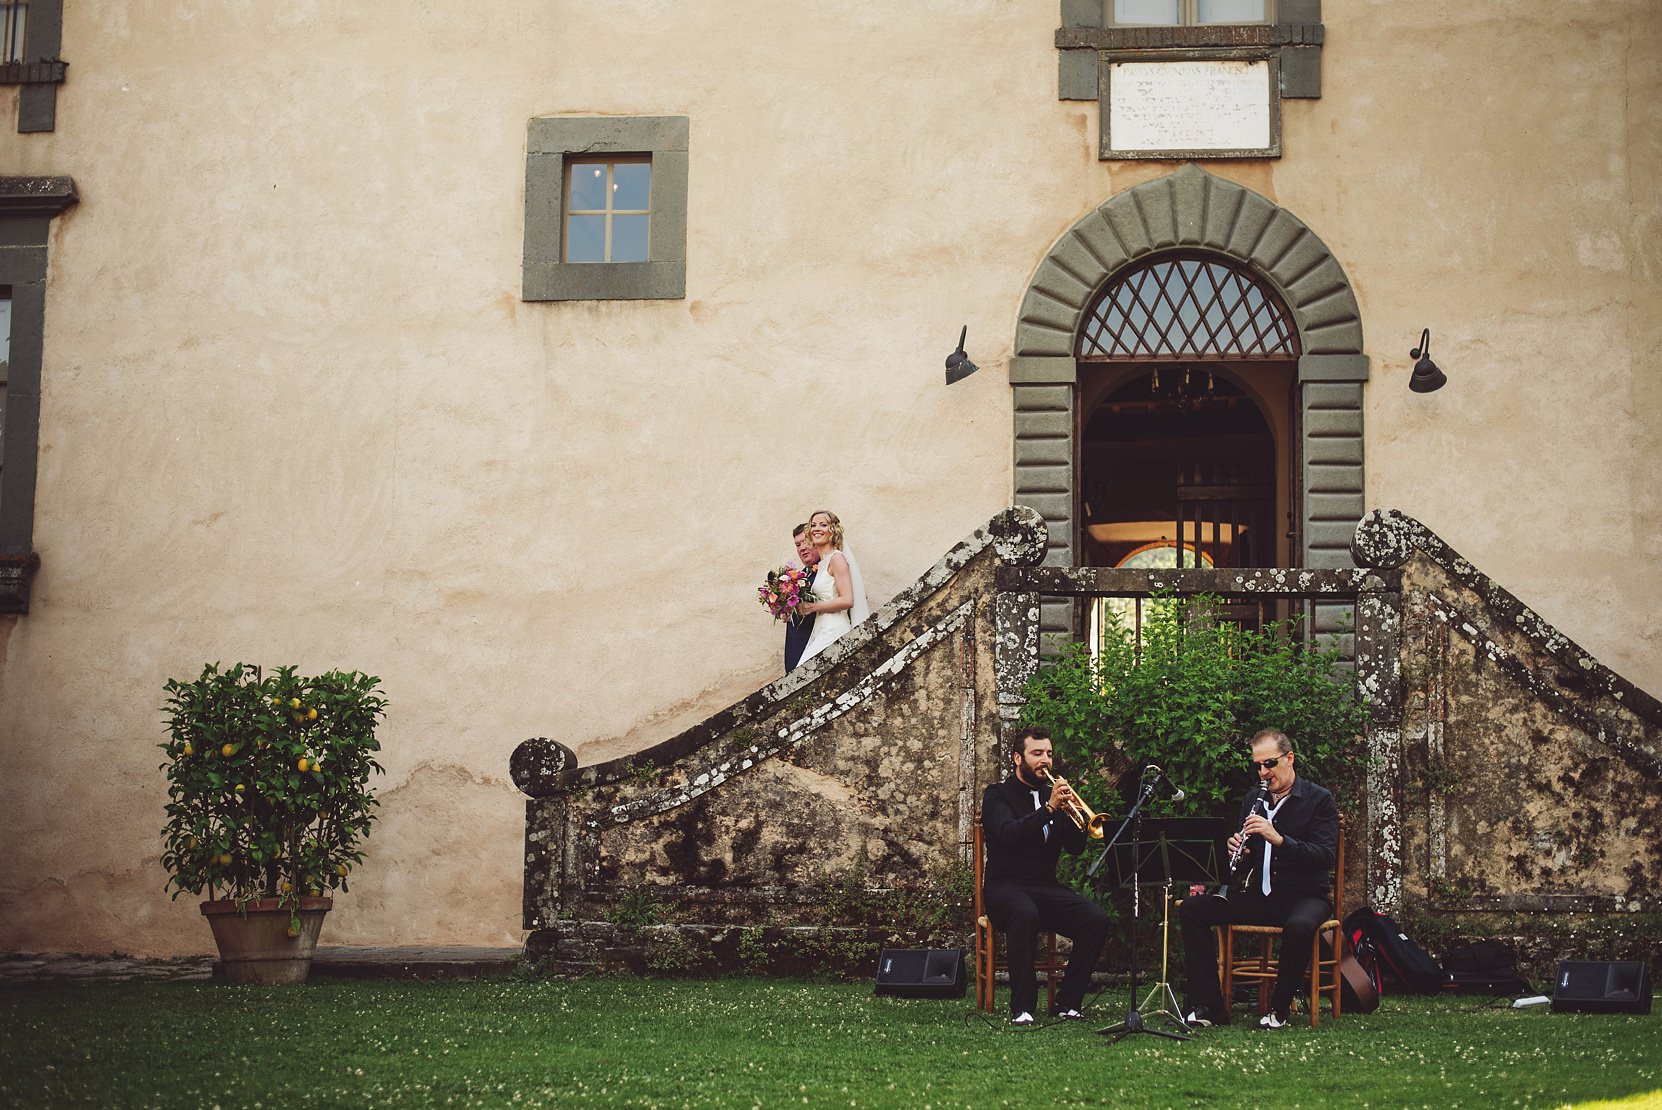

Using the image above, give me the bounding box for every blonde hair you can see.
[809,510,845,551]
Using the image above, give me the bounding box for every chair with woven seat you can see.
[1216,816,1347,1027]
[972,819,1067,1014]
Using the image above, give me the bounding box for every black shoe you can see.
[1184,1003,1230,1028]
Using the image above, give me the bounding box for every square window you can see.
[563,158,652,264]
[1114,0,1179,25]
[1108,0,1270,25]
[1196,0,1267,23]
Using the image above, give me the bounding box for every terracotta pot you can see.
[200,896,332,984]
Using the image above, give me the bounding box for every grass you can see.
[0,976,1658,1108]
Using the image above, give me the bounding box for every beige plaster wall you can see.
[0,0,1655,955]
[1287,2,1662,692]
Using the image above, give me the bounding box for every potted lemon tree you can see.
[160,662,387,983]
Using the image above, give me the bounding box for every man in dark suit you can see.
[783,523,819,673]
[981,726,1111,1025]
[1178,728,1339,1030]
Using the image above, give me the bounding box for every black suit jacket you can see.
[783,611,817,672]
[1236,774,1338,899]
[981,772,1088,886]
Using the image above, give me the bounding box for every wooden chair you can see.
[1216,816,1347,1028]
[972,820,1067,1014]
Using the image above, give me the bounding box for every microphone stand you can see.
[1090,773,1191,1043]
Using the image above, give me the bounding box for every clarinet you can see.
[1213,782,1271,902]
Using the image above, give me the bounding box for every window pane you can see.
[565,214,606,262]
[611,215,650,263]
[1196,0,1266,22]
[1114,0,1179,24]
[1,3,26,65]
[567,162,608,212]
[612,162,651,211]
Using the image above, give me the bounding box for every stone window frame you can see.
[0,176,76,613]
[2,0,67,133]
[1057,0,1323,106]
[522,116,688,302]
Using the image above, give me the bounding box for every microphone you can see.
[1144,763,1186,803]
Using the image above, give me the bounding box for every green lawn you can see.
[1,976,1657,1108]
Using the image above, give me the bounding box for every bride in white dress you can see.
[797,509,870,665]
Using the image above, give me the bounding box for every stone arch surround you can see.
[1009,164,1370,647]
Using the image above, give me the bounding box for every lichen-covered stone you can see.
[519,509,1045,971]
[519,504,1662,973]
[1356,508,1662,915]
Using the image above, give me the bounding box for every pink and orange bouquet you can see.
[757,563,815,623]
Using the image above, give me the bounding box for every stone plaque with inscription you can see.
[1098,51,1281,160]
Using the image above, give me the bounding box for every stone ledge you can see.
[1057,23,1323,49]
[305,945,523,981]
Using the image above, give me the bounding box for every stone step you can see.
[2,946,525,984]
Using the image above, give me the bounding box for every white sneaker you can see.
[1257,1010,1292,1029]
[1010,1012,1035,1026]
[1050,1008,1085,1021]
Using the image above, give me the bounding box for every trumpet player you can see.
[1178,728,1339,1030]
[981,727,1111,1026]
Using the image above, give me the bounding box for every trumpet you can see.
[1038,768,1109,839]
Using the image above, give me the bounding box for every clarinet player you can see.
[1179,728,1339,1030]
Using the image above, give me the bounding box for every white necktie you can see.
[1261,794,1289,895]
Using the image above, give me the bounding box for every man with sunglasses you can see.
[1178,728,1339,1030]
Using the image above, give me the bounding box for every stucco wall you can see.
[0,1,1657,955]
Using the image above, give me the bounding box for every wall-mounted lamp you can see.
[945,325,979,385]
[1409,328,1447,393]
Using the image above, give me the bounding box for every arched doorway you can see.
[1009,165,1368,650]
[1078,251,1298,573]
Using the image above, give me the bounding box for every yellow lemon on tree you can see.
[182,742,194,756]
[336,863,349,877]
[297,757,310,773]
[221,743,235,757]
[271,695,283,705]
[187,836,199,849]
[217,852,233,866]
[290,698,301,709]
[234,783,245,794]
[306,707,318,721]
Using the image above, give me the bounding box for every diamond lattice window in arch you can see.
[1077,254,1299,360]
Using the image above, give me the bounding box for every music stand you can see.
[1089,784,1227,1044]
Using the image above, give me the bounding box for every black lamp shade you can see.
[1409,355,1446,393]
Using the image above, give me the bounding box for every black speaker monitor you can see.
[1551,960,1652,1014]
[874,948,967,999]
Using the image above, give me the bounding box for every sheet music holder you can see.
[1092,814,1229,1044]
[1101,817,1228,891]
